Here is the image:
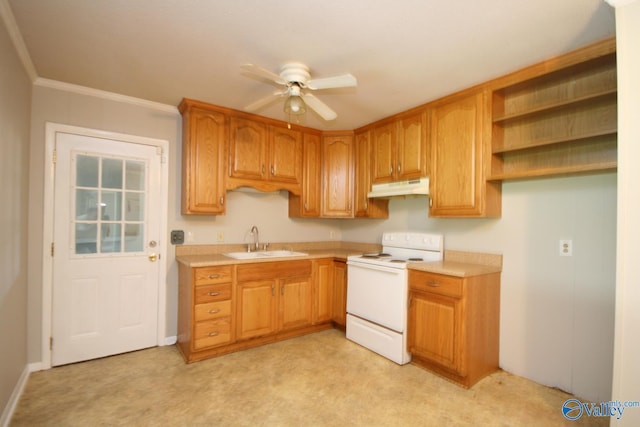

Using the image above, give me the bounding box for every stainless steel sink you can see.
[223,250,308,260]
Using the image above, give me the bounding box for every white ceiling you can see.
[7,0,616,130]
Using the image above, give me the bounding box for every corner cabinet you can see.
[490,39,617,180]
[428,91,501,217]
[407,269,500,388]
[178,99,228,215]
[289,132,323,217]
[354,130,388,218]
[322,133,355,218]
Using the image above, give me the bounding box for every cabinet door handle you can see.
[304,202,308,211]
[220,196,224,206]
[389,166,393,174]
[262,165,266,175]
[208,274,220,279]
[397,164,401,173]
[271,165,275,175]
[207,291,221,296]
[208,309,220,314]
[427,281,440,287]
[208,331,219,337]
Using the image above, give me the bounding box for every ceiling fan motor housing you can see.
[280,62,311,86]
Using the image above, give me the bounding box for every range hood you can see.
[367,177,429,198]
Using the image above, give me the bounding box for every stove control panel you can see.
[382,232,443,251]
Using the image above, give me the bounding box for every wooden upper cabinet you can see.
[371,122,396,183]
[354,130,388,218]
[429,91,501,217]
[322,133,354,218]
[269,125,303,185]
[227,119,303,194]
[371,113,427,184]
[179,99,227,215]
[228,117,267,181]
[397,112,428,180]
[289,132,322,217]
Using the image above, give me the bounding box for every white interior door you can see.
[51,132,162,366]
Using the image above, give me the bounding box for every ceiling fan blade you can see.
[240,64,287,85]
[306,73,357,90]
[302,93,337,121]
[244,91,287,112]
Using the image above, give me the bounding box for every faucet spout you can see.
[250,225,259,250]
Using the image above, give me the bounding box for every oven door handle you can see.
[347,261,405,275]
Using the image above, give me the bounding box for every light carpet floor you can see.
[11,329,607,426]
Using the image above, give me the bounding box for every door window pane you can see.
[102,158,123,189]
[101,224,122,253]
[126,160,145,191]
[125,192,144,221]
[76,189,98,220]
[76,155,99,187]
[102,191,122,221]
[75,223,97,254]
[124,224,144,252]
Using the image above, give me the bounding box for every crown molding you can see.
[605,0,639,7]
[34,78,179,114]
[0,0,38,81]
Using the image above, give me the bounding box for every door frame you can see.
[41,122,169,369]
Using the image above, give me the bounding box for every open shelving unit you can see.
[490,41,617,181]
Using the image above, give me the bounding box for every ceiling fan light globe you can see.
[284,96,306,115]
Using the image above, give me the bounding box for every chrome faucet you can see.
[250,225,259,251]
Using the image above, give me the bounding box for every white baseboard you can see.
[0,365,30,427]
[164,336,177,345]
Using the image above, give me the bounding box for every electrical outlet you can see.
[559,240,573,256]
[217,231,224,242]
[170,230,184,245]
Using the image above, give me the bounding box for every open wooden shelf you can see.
[490,43,617,181]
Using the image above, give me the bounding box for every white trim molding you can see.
[0,365,30,427]
[35,78,179,115]
[605,0,639,7]
[0,0,38,81]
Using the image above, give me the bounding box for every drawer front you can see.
[194,283,232,304]
[194,300,232,321]
[409,270,463,298]
[194,266,233,286]
[193,318,232,349]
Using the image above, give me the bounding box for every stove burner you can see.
[361,254,380,259]
[389,259,406,263]
[408,257,424,261]
[378,253,391,257]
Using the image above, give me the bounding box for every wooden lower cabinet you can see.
[407,269,500,388]
[332,260,347,328]
[178,259,335,363]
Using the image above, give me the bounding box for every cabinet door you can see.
[181,106,227,214]
[269,125,302,185]
[332,260,347,327]
[322,135,354,217]
[371,122,396,184]
[279,276,313,331]
[313,259,333,324]
[236,280,277,340]
[354,130,389,219]
[429,92,486,216]
[397,112,427,180]
[408,291,463,373]
[229,117,267,181]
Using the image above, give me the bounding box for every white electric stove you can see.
[346,232,444,364]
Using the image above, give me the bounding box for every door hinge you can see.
[50,337,53,350]
[52,149,57,164]
[51,242,55,257]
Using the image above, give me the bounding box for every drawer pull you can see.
[208,309,220,314]
[207,291,221,296]
[207,274,221,279]
[208,332,219,337]
[427,281,441,287]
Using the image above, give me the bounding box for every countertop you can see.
[176,244,502,277]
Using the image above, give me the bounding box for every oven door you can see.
[346,261,407,332]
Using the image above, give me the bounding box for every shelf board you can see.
[492,129,617,154]
[488,162,617,181]
[492,89,617,123]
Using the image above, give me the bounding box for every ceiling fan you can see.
[241,62,357,121]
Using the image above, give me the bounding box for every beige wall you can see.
[0,13,31,421]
